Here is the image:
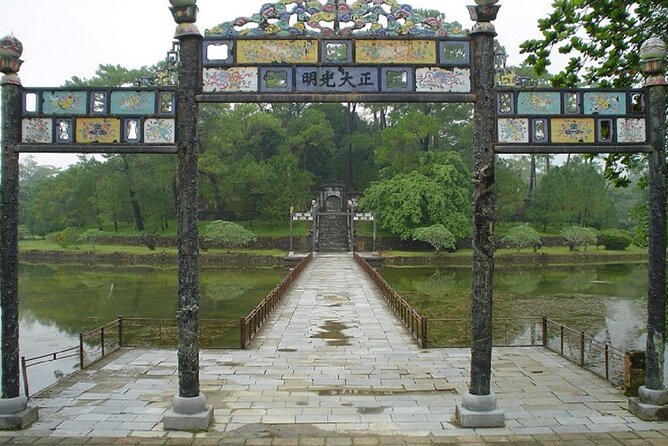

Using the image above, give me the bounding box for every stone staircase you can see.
[317,213,350,252]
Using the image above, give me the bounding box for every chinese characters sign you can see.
[201,37,472,98]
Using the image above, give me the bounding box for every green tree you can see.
[597,229,634,250]
[413,224,456,254]
[361,152,471,240]
[501,225,542,253]
[495,159,527,222]
[202,221,257,253]
[561,226,598,251]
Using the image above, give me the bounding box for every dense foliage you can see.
[413,224,456,254]
[501,225,542,253]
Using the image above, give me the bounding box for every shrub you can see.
[597,229,633,251]
[202,221,257,253]
[561,226,597,251]
[413,224,456,254]
[54,227,80,248]
[501,225,542,253]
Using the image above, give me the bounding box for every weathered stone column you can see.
[629,37,668,421]
[0,34,38,429]
[162,0,213,431]
[455,0,504,428]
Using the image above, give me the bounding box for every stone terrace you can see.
[4,253,668,444]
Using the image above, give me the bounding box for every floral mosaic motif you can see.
[584,92,625,115]
[415,68,470,93]
[76,118,121,144]
[111,92,156,115]
[42,91,87,115]
[22,118,52,144]
[551,118,595,144]
[203,67,259,92]
[206,0,467,38]
[617,118,646,143]
[356,40,436,64]
[497,118,529,144]
[237,40,319,64]
[144,119,176,144]
[517,92,561,115]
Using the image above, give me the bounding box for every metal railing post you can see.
[580,331,585,367]
[20,357,29,399]
[240,318,246,349]
[101,327,105,358]
[542,316,547,347]
[79,333,85,369]
[118,315,123,348]
[560,325,564,355]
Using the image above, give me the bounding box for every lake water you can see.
[4,261,659,396]
[13,263,287,395]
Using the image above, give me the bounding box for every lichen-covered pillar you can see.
[0,34,38,429]
[163,0,213,431]
[629,37,668,421]
[455,0,504,428]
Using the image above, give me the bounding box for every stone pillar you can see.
[162,0,213,431]
[629,37,668,421]
[455,0,504,428]
[0,34,38,429]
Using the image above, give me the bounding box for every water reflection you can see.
[381,262,650,351]
[5,263,286,395]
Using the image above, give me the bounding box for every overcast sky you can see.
[1,0,565,167]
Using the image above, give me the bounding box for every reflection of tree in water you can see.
[497,270,542,295]
[559,267,597,293]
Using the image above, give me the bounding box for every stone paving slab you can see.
[9,253,668,444]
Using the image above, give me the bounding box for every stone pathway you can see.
[4,253,668,444]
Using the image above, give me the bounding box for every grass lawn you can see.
[381,245,647,258]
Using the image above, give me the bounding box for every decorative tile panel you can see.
[583,92,626,115]
[416,67,470,92]
[203,67,258,92]
[22,118,52,143]
[111,91,156,115]
[498,118,529,143]
[356,40,436,64]
[617,118,647,143]
[550,118,595,144]
[517,92,561,115]
[144,119,176,144]
[42,91,87,115]
[76,118,121,144]
[237,39,318,64]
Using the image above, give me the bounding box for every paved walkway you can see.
[4,253,668,444]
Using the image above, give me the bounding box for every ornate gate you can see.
[0,0,665,430]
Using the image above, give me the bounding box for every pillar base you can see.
[163,393,214,431]
[0,396,38,430]
[628,386,668,421]
[455,392,505,428]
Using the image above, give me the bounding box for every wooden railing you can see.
[21,346,79,398]
[354,254,428,348]
[240,254,313,348]
[542,317,625,384]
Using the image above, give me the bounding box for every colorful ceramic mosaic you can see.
[205,1,467,38]
[617,118,647,143]
[21,118,52,144]
[237,39,319,64]
[203,67,258,92]
[551,118,595,144]
[111,91,156,115]
[42,91,87,115]
[517,92,561,115]
[356,40,436,64]
[415,67,470,93]
[144,119,176,144]
[75,118,121,144]
[583,92,625,115]
[498,118,529,144]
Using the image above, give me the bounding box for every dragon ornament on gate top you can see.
[206,0,467,38]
